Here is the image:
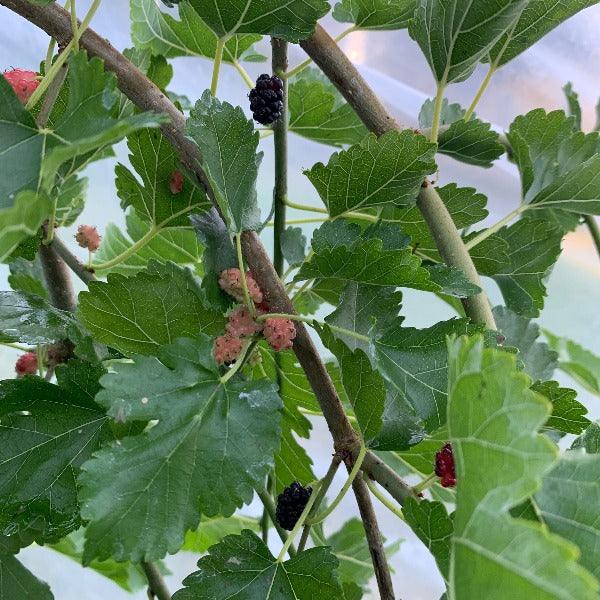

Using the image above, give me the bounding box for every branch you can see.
[141,561,172,600]
[1,0,415,507]
[39,232,77,313]
[352,476,396,600]
[300,24,497,330]
[50,234,96,285]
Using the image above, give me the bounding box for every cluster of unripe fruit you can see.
[214,268,297,365]
[3,68,39,104]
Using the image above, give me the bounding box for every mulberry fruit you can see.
[435,443,456,488]
[75,225,102,252]
[15,352,38,377]
[169,170,184,194]
[263,317,296,352]
[213,334,243,365]
[249,74,284,125]
[3,69,39,104]
[275,482,313,531]
[226,306,262,338]
[218,268,263,304]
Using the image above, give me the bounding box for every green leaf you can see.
[116,129,210,226]
[333,0,415,30]
[305,130,436,217]
[258,348,316,492]
[0,74,44,206]
[375,318,484,431]
[426,264,481,298]
[535,452,600,579]
[572,422,600,454]
[281,226,307,267]
[80,336,282,562]
[183,515,261,553]
[488,218,563,317]
[0,290,74,344]
[320,325,385,442]
[40,52,166,192]
[0,552,53,600]
[7,257,48,299]
[322,518,401,587]
[186,0,330,42]
[403,498,452,581]
[131,0,262,63]
[409,0,527,84]
[544,331,600,396]
[447,335,598,600]
[188,92,262,233]
[385,183,488,262]
[419,98,503,167]
[53,174,87,228]
[93,210,204,276]
[296,221,438,292]
[325,282,402,355]
[533,380,590,435]
[288,69,368,147]
[493,305,557,381]
[173,530,343,599]
[488,0,600,67]
[78,261,225,356]
[0,191,53,262]
[0,361,112,542]
[564,82,582,131]
[49,529,157,592]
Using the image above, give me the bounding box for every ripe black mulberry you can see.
[249,74,284,125]
[275,482,312,531]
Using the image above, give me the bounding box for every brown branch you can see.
[1,0,415,507]
[141,561,171,600]
[50,234,96,285]
[300,24,497,330]
[39,236,77,312]
[352,475,396,600]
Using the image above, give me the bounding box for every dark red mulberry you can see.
[435,443,456,488]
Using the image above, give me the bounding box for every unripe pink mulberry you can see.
[213,334,243,365]
[218,268,263,304]
[170,170,184,194]
[75,225,102,252]
[263,317,296,352]
[226,306,262,338]
[15,352,38,377]
[3,69,39,104]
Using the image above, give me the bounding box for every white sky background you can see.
[1,2,600,598]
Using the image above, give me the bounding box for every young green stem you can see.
[464,204,527,250]
[232,59,254,88]
[1,342,34,352]
[26,0,102,110]
[277,480,321,561]
[297,454,342,552]
[211,38,225,96]
[284,26,356,80]
[256,488,296,554]
[93,224,161,271]
[464,65,495,121]
[284,199,379,223]
[430,83,447,142]
[256,312,370,344]
[236,235,257,318]
[69,0,78,50]
[412,472,437,495]
[308,444,367,525]
[364,476,405,521]
[272,38,289,278]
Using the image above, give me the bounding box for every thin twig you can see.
[352,475,396,600]
[298,454,342,552]
[39,232,77,312]
[141,561,171,600]
[585,215,600,260]
[50,234,96,285]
